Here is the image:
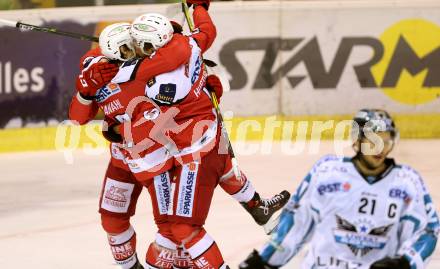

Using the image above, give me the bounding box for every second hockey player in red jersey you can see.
[69,2,290,268]
[116,4,289,268]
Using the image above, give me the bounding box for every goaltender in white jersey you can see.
[240,109,439,269]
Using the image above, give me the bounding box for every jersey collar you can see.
[349,157,396,185]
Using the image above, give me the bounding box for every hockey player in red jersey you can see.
[116,3,289,268]
[70,22,180,269]
[68,3,289,268]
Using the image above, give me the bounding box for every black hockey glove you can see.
[239,250,279,269]
[186,0,210,10]
[370,256,410,269]
[102,122,122,143]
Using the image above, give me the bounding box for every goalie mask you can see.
[99,22,135,62]
[130,13,174,55]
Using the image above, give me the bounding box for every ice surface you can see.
[1,141,439,268]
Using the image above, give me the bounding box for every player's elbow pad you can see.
[204,23,217,41]
[207,26,217,49]
[68,94,96,125]
[68,111,90,125]
[68,114,89,125]
[211,24,217,40]
[198,25,216,51]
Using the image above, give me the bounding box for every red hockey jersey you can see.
[68,6,217,180]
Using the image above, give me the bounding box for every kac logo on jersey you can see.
[106,186,128,204]
[317,182,351,195]
[333,215,393,256]
[101,178,134,213]
[95,83,121,103]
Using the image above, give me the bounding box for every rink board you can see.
[0,0,439,152]
[1,113,440,153]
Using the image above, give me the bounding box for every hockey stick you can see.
[180,0,242,181]
[0,4,185,43]
[0,18,99,42]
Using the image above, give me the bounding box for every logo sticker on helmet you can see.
[108,25,128,37]
[133,24,157,32]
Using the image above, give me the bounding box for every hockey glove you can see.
[206,74,223,102]
[239,250,279,269]
[370,256,410,269]
[76,60,119,99]
[186,0,210,10]
[102,122,123,143]
[171,21,183,34]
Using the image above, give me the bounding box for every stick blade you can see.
[0,18,17,28]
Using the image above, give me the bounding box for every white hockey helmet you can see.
[130,13,174,54]
[99,22,135,61]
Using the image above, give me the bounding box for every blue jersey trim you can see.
[293,173,311,203]
[403,254,417,269]
[261,211,294,261]
[311,206,320,216]
[413,232,438,261]
[400,215,421,233]
[424,194,440,231]
[260,244,277,262]
[273,211,295,245]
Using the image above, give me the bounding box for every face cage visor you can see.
[350,119,399,144]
